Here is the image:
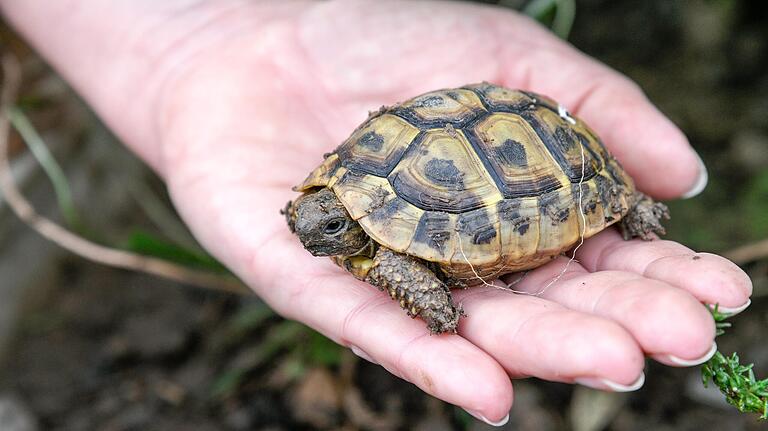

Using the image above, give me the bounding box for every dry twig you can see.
[724,238,768,266]
[0,53,249,295]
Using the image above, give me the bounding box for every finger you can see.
[502,257,716,366]
[251,235,513,422]
[493,15,702,200]
[452,286,645,390]
[576,229,753,312]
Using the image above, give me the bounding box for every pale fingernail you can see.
[575,372,645,392]
[350,345,378,364]
[463,409,510,427]
[682,152,708,199]
[662,341,717,367]
[714,299,751,317]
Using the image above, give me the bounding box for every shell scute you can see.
[469,112,566,198]
[391,89,486,128]
[523,108,602,183]
[388,128,502,213]
[337,113,420,176]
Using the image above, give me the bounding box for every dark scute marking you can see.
[447,91,461,101]
[594,175,612,209]
[368,196,408,223]
[424,158,464,189]
[337,169,367,186]
[463,127,562,199]
[457,208,497,245]
[522,112,597,183]
[605,158,628,188]
[390,172,485,213]
[594,174,624,215]
[497,200,531,236]
[389,106,482,129]
[571,183,597,215]
[357,131,384,152]
[539,192,570,225]
[497,199,521,221]
[412,95,445,108]
[554,126,577,151]
[575,131,605,170]
[413,212,452,253]
[496,139,528,167]
[339,131,425,177]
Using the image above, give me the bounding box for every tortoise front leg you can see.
[620,192,670,240]
[365,248,463,334]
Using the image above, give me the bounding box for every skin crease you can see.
[0,0,754,422]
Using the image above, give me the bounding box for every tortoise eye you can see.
[323,218,346,235]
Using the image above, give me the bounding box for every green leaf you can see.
[304,330,344,368]
[123,230,228,272]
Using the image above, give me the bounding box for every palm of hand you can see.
[149,0,750,420]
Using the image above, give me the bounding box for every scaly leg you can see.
[365,248,463,334]
[620,192,670,240]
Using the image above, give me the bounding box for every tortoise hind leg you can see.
[620,192,670,240]
[365,248,463,334]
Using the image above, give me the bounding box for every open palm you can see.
[5,0,751,424]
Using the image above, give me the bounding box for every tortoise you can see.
[284,83,669,334]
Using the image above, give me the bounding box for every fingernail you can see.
[575,372,645,392]
[662,341,718,367]
[463,409,510,427]
[350,345,378,364]
[682,152,708,199]
[714,299,751,317]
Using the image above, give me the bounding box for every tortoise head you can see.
[289,188,369,257]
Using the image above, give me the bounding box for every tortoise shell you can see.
[295,83,635,283]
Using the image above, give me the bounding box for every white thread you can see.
[536,139,588,294]
[456,231,538,296]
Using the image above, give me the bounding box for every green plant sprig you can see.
[701,304,768,419]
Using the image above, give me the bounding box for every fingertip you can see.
[568,316,646,384]
[680,152,709,199]
[397,335,514,414]
[644,252,753,308]
[634,286,716,358]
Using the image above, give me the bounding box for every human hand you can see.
[3,0,752,424]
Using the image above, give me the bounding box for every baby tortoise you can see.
[284,83,669,334]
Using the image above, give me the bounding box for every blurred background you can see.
[1,0,767,430]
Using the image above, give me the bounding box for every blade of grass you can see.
[522,0,576,39]
[7,106,80,228]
